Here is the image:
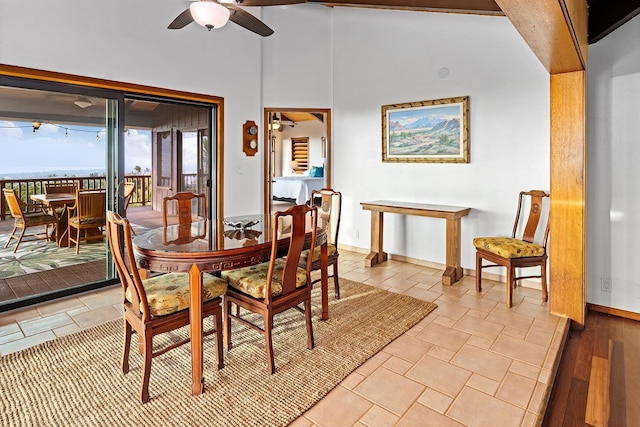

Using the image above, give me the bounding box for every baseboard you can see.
[338,244,543,291]
[587,303,640,321]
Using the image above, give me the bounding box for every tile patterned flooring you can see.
[0,250,569,427]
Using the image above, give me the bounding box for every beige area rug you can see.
[0,279,437,427]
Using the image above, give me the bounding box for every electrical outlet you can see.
[354,230,359,240]
[601,277,612,292]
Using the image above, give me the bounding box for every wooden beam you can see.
[308,0,503,14]
[550,71,587,328]
[494,0,587,73]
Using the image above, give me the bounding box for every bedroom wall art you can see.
[381,96,469,163]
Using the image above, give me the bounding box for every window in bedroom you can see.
[291,137,309,173]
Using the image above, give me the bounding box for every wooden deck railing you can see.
[0,175,152,220]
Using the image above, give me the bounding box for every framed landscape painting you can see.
[382,96,469,163]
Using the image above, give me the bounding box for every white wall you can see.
[587,14,640,313]
[330,9,550,270]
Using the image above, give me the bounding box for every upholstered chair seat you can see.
[300,242,337,263]
[473,237,545,259]
[125,272,227,317]
[223,259,307,299]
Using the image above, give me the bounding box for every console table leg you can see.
[443,217,463,285]
[365,211,387,267]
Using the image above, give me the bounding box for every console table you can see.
[360,200,471,285]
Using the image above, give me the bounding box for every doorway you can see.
[262,108,332,214]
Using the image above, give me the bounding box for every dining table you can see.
[132,213,329,396]
[30,192,76,246]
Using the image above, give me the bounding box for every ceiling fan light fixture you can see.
[73,97,93,109]
[190,1,231,30]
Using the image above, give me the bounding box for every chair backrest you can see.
[512,190,550,247]
[310,188,342,247]
[162,192,207,227]
[266,204,317,302]
[3,188,25,219]
[71,189,106,221]
[45,182,77,194]
[105,210,151,321]
[122,181,136,214]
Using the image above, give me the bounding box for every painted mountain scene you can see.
[387,104,462,156]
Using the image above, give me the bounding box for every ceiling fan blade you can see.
[168,8,194,29]
[226,6,274,37]
[236,0,305,6]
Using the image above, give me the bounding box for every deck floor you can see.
[0,206,161,305]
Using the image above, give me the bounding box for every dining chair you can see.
[67,189,107,254]
[162,192,207,227]
[106,211,227,403]
[473,190,550,308]
[2,188,57,253]
[300,188,342,299]
[222,204,318,374]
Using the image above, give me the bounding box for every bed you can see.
[272,176,325,205]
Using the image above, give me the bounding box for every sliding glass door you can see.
[0,77,218,311]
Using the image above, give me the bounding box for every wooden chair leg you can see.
[541,260,548,303]
[75,227,81,254]
[4,225,18,248]
[13,228,29,253]
[475,251,483,293]
[305,296,314,349]
[214,308,224,369]
[140,331,153,403]
[506,265,514,308]
[121,320,133,374]
[265,313,275,374]
[332,262,340,299]
[224,298,232,351]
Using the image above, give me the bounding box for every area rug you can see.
[0,234,105,279]
[0,279,437,427]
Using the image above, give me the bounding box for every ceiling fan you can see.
[168,0,304,37]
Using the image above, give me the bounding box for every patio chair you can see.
[2,188,57,253]
[122,181,136,216]
[67,189,107,254]
[300,188,342,299]
[222,204,318,374]
[106,211,227,403]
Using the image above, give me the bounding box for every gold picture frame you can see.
[382,96,469,163]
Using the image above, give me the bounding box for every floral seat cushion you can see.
[299,243,337,263]
[473,237,545,258]
[126,272,227,317]
[222,258,307,299]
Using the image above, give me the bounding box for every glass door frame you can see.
[0,64,224,311]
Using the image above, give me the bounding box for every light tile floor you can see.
[0,250,569,427]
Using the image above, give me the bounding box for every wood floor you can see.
[543,309,640,426]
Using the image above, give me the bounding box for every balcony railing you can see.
[0,175,152,220]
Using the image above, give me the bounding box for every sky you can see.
[0,121,151,176]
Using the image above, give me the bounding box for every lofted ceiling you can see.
[309,0,640,44]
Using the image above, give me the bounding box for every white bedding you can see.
[272,176,325,205]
